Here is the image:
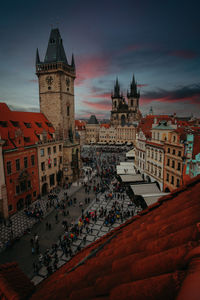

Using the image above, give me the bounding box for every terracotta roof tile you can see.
[3,175,198,300]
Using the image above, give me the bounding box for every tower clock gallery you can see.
[36,28,80,182]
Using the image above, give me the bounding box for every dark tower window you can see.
[67,106,70,116]
[50,39,55,44]
[121,115,126,126]
[131,100,133,106]
[114,101,117,108]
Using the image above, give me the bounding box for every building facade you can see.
[36,28,81,183]
[0,139,8,219]
[85,115,100,144]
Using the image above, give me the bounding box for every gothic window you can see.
[114,101,117,108]
[131,100,133,106]
[67,106,70,116]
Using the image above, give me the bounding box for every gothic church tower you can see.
[36,28,75,141]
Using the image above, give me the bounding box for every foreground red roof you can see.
[27,175,200,300]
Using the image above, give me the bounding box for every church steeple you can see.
[112,77,121,98]
[127,74,140,98]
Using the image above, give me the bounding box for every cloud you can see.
[82,99,111,111]
[141,83,200,106]
[75,55,111,85]
[169,50,199,59]
[28,79,38,83]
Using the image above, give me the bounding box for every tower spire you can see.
[71,53,75,69]
[36,48,40,65]
[44,28,68,64]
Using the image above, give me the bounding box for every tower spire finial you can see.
[71,53,75,69]
[36,48,40,65]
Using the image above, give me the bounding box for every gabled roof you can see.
[75,120,86,130]
[0,103,55,150]
[29,175,200,300]
[100,123,110,129]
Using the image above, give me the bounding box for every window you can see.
[166,173,169,182]
[167,148,170,153]
[157,132,160,140]
[20,180,27,192]
[177,179,180,187]
[54,158,57,166]
[155,151,157,160]
[171,176,174,184]
[40,149,45,157]
[24,157,28,168]
[172,149,176,155]
[16,159,20,171]
[53,146,56,153]
[173,135,176,142]
[177,162,181,171]
[178,151,181,157]
[59,145,62,151]
[159,153,162,162]
[24,122,31,128]
[10,120,19,127]
[48,147,51,155]
[7,161,11,175]
[41,162,45,171]
[27,180,31,189]
[167,158,170,166]
[16,185,20,194]
[172,160,175,168]
[33,191,37,197]
[35,122,42,128]
[42,175,47,182]
[59,156,62,164]
[31,155,35,166]
[131,99,133,106]
[67,106,70,116]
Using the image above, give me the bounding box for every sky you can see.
[0,0,200,119]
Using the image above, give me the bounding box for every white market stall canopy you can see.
[130,182,168,206]
[119,174,143,183]
[126,149,135,158]
[117,167,135,175]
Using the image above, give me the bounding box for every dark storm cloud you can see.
[141,84,200,105]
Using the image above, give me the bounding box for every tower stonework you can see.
[36,28,80,183]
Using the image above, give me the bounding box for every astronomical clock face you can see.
[46,75,53,86]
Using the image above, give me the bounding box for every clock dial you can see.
[46,76,53,85]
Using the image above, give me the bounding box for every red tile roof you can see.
[138,115,174,138]
[75,120,86,130]
[0,103,55,150]
[0,262,35,299]
[28,175,200,300]
[100,123,110,129]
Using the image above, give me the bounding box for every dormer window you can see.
[36,122,42,128]
[10,120,20,127]
[24,122,31,128]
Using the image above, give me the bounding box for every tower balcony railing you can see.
[36,62,75,75]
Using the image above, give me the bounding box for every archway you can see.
[164,187,170,193]
[25,194,32,207]
[17,198,24,211]
[42,183,48,196]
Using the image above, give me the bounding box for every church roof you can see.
[28,175,200,300]
[87,115,99,125]
[44,28,68,64]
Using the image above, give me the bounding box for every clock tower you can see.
[36,28,75,140]
[36,28,80,183]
